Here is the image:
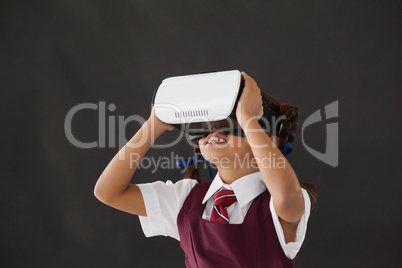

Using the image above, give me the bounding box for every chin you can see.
[201,148,230,163]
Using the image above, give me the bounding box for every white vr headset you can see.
[152,70,284,140]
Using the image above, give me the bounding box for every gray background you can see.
[1,0,401,267]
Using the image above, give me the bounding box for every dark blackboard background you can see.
[1,1,401,267]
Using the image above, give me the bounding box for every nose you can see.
[202,127,218,138]
[203,127,217,132]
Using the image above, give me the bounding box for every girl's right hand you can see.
[148,106,176,132]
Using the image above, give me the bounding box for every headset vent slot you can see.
[175,109,209,118]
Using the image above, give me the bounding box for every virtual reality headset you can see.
[152,70,284,141]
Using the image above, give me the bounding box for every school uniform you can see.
[137,171,311,267]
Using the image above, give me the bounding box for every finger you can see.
[241,71,254,82]
[241,72,249,82]
[241,72,256,88]
[260,106,264,117]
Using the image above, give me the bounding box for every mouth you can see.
[205,132,228,146]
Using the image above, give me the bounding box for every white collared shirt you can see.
[137,171,311,260]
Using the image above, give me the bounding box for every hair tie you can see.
[176,154,214,179]
[279,142,293,156]
[280,103,288,114]
[176,154,202,169]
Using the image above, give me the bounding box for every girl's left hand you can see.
[236,72,264,127]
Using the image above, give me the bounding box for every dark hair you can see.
[183,91,319,209]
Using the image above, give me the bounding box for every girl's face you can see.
[198,130,255,167]
[198,129,280,168]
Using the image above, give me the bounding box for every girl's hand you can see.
[148,106,176,132]
[236,72,264,128]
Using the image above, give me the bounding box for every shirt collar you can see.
[201,171,267,208]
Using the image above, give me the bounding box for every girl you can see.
[94,72,318,267]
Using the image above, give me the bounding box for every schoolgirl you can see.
[94,72,318,267]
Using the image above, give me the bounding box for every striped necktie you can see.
[210,188,237,224]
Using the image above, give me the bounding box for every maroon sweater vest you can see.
[177,182,296,268]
